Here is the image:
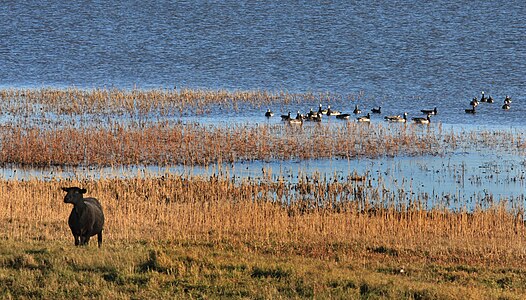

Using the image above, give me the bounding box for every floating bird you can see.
[502,103,510,110]
[470,97,479,107]
[480,91,487,102]
[335,113,351,120]
[318,104,329,115]
[384,112,408,122]
[326,105,341,116]
[412,115,431,124]
[305,112,321,122]
[465,106,476,114]
[306,112,322,122]
[281,111,292,121]
[357,113,371,122]
[487,96,494,103]
[371,106,381,114]
[288,111,303,124]
[353,104,361,114]
[265,109,274,117]
[420,107,437,115]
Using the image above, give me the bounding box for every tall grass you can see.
[0,122,524,167]
[0,175,524,266]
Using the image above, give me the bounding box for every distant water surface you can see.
[0,1,524,127]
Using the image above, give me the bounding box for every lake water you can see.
[1,1,525,205]
[1,1,524,111]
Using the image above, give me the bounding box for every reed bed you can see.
[0,121,524,167]
[0,174,525,267]
[0,87,357,116]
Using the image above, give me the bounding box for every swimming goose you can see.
[502,103,510,110]
[306,108,316,118]
[353,105,361,114]
[480,91,487,102]
[504,95,512,103]
[465,106,476,114]
[420,107,437,115]
[412,115,431,124]
[306,112,322,122]
[371,106,381,114]
[357,113,371,122]
[318,104,329,115]
[384,112,407,122]
[281,111,292,121]
[335,113,351,120]
[487,96,494,103]
[288,111,304,124]
[327,105,341,116]
[265,109,274,117]
[469,97,479,107]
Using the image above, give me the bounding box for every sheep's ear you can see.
[80,188,87,194]
[62,187,69,192]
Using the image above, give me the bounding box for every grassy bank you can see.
[1,239,525,299]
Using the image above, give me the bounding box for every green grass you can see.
[0,240,524,299]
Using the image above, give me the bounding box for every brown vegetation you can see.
[1,175,525,267]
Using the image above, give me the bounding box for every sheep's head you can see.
[62,187,87,204]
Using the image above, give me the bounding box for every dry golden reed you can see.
[0,175,525,266]
[0,121,523,167]
[0,87,335,116]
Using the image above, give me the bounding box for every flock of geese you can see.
[465,91,512,113]
[265,91,514,125]
[265,103,434,125]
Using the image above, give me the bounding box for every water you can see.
[1,2,524,96]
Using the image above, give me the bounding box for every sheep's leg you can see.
[74,235,80,246]
[97,232,103,248]
[80,236,89,246]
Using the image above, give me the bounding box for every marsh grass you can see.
[0,121,523,168]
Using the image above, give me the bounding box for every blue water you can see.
[1,1,524,94]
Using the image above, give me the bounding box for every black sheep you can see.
[62,187,105,247]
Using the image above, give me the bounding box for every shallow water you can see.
[6,151,525,208]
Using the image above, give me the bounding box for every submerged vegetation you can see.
[0,87,525,298]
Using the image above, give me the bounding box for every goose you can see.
[288,111,304,125]
[265,109,274,117]
[371,106,381,114]
[384,112,407,122]
[281,111,292,121]
[470,97,479,107]
[353,105,361,114]
[480,91,487,102]
[306,108,316,118]
[318,104,329,115]
[326,105,341,116]
[502,103,510,110]
[465,106,476,114]
[336,113,351,120]
[420,107,437,115]
[288,118,303,125]
[306,112,322,122]
[504,95,512,103]
[487,96,494,103]
[412,115,431,124]
[357,113,371,122]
